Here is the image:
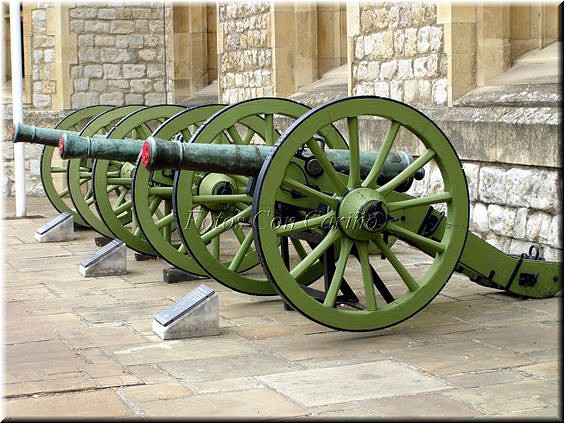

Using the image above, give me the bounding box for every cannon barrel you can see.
[59,133,144,162]
[11,123,80,147]
[142,136,425,181]
[60,132,425,182]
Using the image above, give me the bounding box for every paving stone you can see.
[127,364,178,384]
[6,339,85,376]
[57,325,147,348]
[258,360,450,407]
[136,388,308,417]
[158,353,300,384]
[108,334,258,365]
[309,402,376,417]
[444,368,528,388]
[516,361,559,381]
[382,340,534,376]
[468,322,559,353]
[4,371,96,397]
[72,300,171,324]
[118,382,192,402]
[5,390,133,417]
[193,377,265,394]
[443,379,559,414]
[507,406,561,418]
[359,391,483,417]
[254,331,414,362]
[94,374,144,388]
[293,352,387,370]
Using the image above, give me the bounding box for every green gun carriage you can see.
[141,96,561,331]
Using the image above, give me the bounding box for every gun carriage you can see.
[14,96,561,331]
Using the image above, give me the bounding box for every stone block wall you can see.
[2,110,67,197]
[68,2,171,107]
[352,2,448,106]
[408,160,561,261]
[28,2,57,110]
[217,1,273,104]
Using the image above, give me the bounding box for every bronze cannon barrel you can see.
[11,123,107,148]
[141,137,425,182]
[60,133,144,163]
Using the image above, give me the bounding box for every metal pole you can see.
[10,0,25,217]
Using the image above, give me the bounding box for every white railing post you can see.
[10,0,25,217]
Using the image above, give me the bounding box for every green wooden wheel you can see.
[67,105,147,239]
[252,96,469,331]
[173,97,347,296]
[40,105,113,227]
[92,105,187,256]
[131,104,228,275]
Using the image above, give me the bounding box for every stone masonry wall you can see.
[352,2,448,106]
[69,1,170,107]
[29,2,57,109]
[218,2,273,104]
[408,161,561,261]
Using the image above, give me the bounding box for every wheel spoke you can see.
[57,188,69,198]
[281,177,340,208]
[306,139,347,194]
[362,121,400,188]
[51,166,67,173]
[385,222,445,254]
[377,149,435,196]
[290,238,308,260]
[113,187,129,208]
[290,228,340,279]
[323,237,353,307]
[387,192,452,212]
[194,207,209,231]
[232,225,246,243]
[155,212,175,229]
[275,211,335,236]
[201,206,252,243]
[242,128,256,144]
[228,229,254,271]
[227,126,244,145]
[373,235,419,292]
[347,117,361,188]
[357,242,377,311]
[264,113,275,145]
[177,242,187,254]
[112,199,132,216]
[148,186,173,197]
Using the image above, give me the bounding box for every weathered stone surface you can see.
[259,361,449,407]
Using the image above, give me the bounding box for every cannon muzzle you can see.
[59,133,144,162]
[142,137,426,182]
[11,123,79,147]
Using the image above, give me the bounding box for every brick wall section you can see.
[218,2,273,104]
[30,2,56,109]
[68,2,170,107]
[352,2,448,106]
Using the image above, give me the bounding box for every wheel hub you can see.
[198,173,237,211]
[338,188,389,241]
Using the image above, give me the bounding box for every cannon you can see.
[139,96,561,331]
[58,98,422,295]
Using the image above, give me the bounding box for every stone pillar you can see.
[271,2,294,97]
[49,4,77,110]
[438,2,477,104]
[476,4,510,86]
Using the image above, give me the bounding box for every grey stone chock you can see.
[153,284,220,340]
[79,239,127,277]
[34,212,75,243]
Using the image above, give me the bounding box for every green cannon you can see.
[139,96,561,332]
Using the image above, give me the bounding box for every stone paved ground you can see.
[1,197,561,418]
